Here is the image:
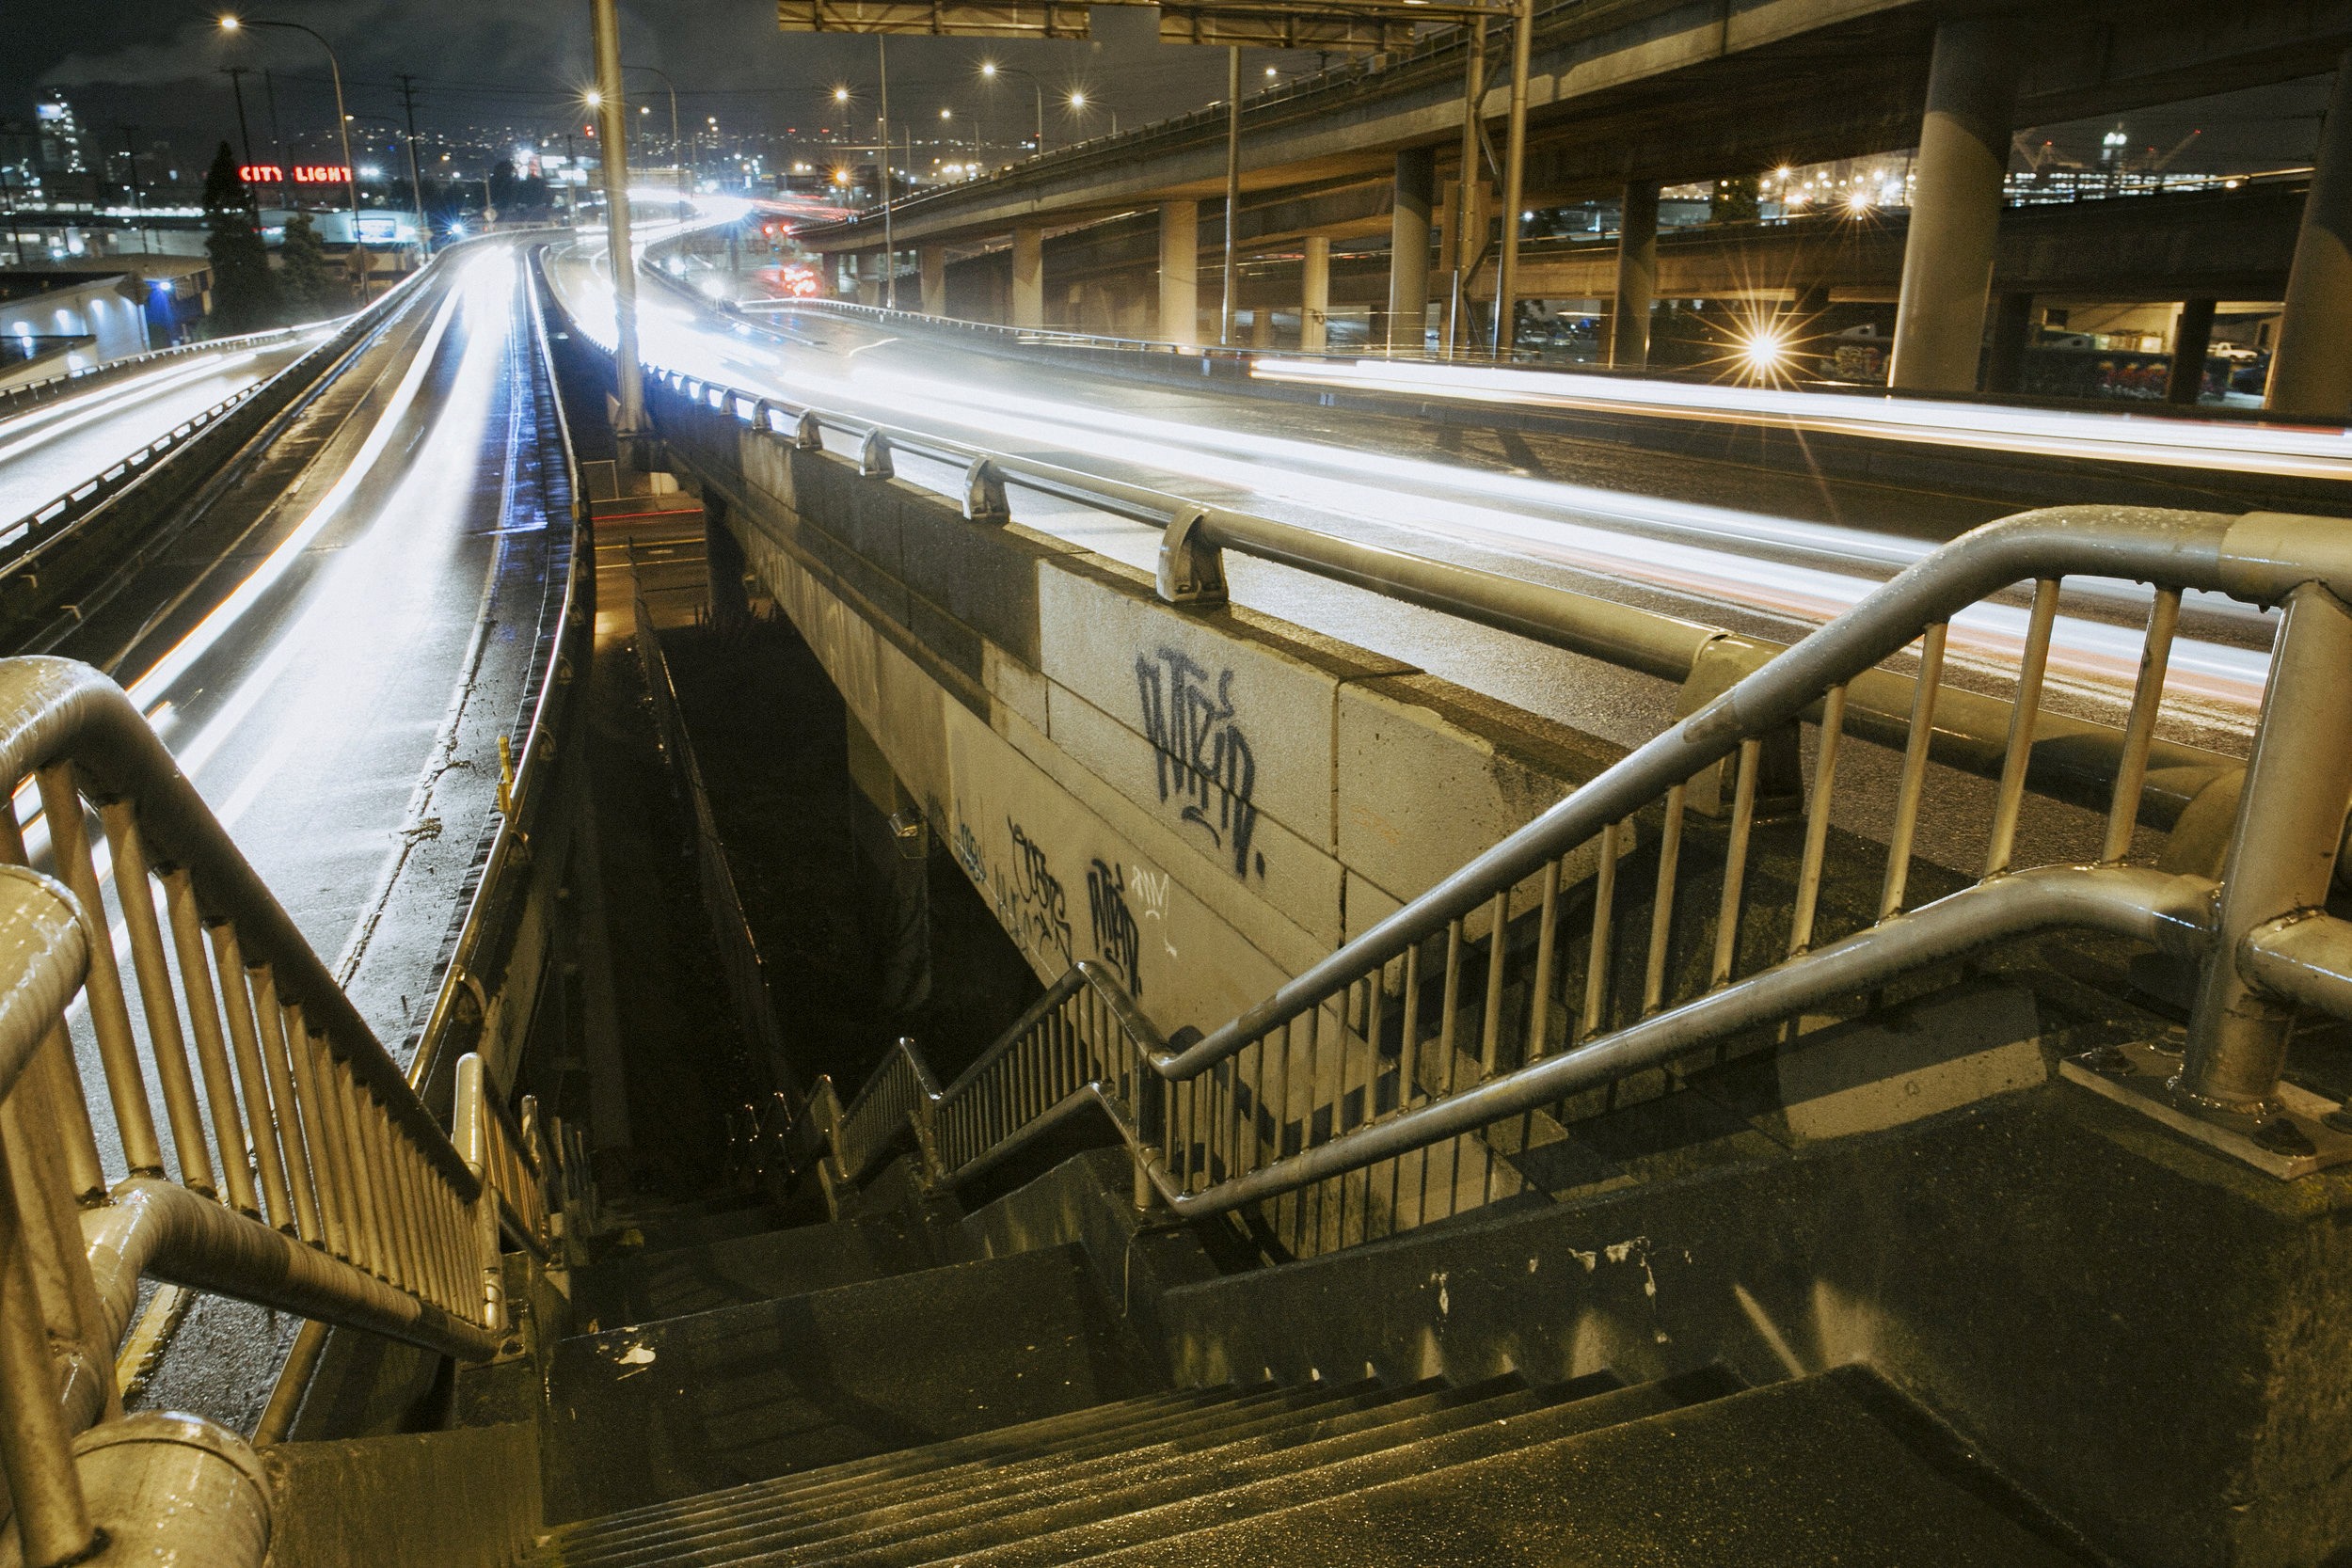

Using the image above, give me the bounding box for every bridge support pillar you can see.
[1888,16,2020,392]
[1252,309,1272,347]
[1388,147,1435,353]
[2167,297,2217,405]
[1301,236,1331,352]
[1159,201,1200,347]
[1983,291,2034,394]
[1610,180,1660,370]
[2266,51,2352,416]
[1010,225,1044,328]
[919,245,947,317]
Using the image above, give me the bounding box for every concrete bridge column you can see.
[1388,147,1435,353]
[1888,16,2022,392]
[1011,225,1044,328]
[1610,180,1660,370]
[919,245,947,317]
[1301,236,1331,352]
[1983,291,2034,394]
[2168,298,2217,405]
[1252,309,1273,347]
[2266,51,2352,416]
[1159,201,1201,347]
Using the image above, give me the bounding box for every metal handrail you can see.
[0,656,552,1567]
[0,324,308,422]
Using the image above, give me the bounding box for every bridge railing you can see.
[0,657,591,1566]
[586,295,2350,1253]
[887,506,2352,1253]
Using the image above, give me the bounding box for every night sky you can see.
[10,2,2333,180]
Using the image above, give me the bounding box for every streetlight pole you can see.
[1220,46,1242,346]
[1488,0,1533,359]
[624,64,687,217]
[876,36,897,309]
[587,0,646,441]
[980,63,1047,156]
[219,16,363,290]
[393,76,426,253]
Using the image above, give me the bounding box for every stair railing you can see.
[836,506,2352,1253]
[0,656,561,1568]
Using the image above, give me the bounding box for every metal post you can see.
[591,0,646,438]
[1447,15,1488,357]
[2179,582,2352,1113]
[1220,45,1242,346]
[395,74,427,256]
[879,36,897,310]
[1489,0,1534,360]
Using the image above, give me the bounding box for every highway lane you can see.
[548,245,2283,751]
[0,332,324,520]
[28,240,564,1429]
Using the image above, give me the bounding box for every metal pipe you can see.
[2102,588,2182,863]
[2241,911,2352,1021]
[0,1149,96,1568]
[1447,16,1488,358]
[1488,0,1534,359]
[208,924,294,1233]
[2181,581,2352,1111]
[1878,624,1947,920]
[1983,578,2060,876]
[591,0,645,437]
[249,971,324,1247]
[164,870,258,1217]
[103,804,218,1197]
[1220,46,1242,347]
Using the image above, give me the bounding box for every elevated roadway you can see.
[0,334,323,522]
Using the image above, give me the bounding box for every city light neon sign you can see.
[239,164,352,184]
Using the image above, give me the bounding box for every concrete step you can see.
[759,1381,1565,1568]
[1069,1370,2092,1568]
[564,1379,1469,1567]
[538,1243,1155,1524]
[616,1201,792,1255]
[939,1377,1692,1568]
[575,1208,975,1329]
[553,1384,1343,1562]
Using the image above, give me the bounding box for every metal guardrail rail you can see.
[0,325,307,422]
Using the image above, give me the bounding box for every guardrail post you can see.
[2180,581,2352,1113]
[793,411,824,452]
[859,431,895,479]
[1156,507,1227,607]
[963,458,1010,525]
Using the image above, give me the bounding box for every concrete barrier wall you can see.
[664,385,1625,1041]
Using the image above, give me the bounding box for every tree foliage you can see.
[278,210,337,319]
[200,141,278,335]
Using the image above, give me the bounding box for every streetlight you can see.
[622,63,687,214]
[218,13,364,293]
[979,61,1046,155]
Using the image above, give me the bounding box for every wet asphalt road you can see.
[44,241,557,1430]
[0,335,323,522]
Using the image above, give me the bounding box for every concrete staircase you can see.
[493,1149,2098,1568]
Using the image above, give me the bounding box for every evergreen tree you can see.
[201,141,278,334]
[278,210,336,319]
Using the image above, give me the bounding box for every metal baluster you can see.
[2101,588,2182,863]
[1438,920,1464,1094]
[1709,737,1763,990]
[36,766,162,1177]
[295,1021,362,1269]
[1527,859,1560,1061]
[1581,820,1623,1042]
[346,1073,398,1283]
[1643,784,1688,1015]
[1478,891,1507,1077]
[207,926,294,1230]
[0,801,103,1200]
[1984,578,2061,877]
[1788,687,1847,959]
[1880,623,1948,919]
[161,870,255,1216]
[255,975,327,1247]
[101,804,216,1196]
[1,1060,119,1427]
[1400,941,1423,1101]
[0,1147,96,1568]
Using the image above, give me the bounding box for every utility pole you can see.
[394,73,429,254]
[1488,0,1533,359]
[263,68,289,209]
[222,67,257,172]
[1219,46,1241,345]
[591,0,647,441]
[878,34,896,308]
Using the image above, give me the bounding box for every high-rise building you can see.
[34,95,89,175]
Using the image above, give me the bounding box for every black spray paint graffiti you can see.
[997,818,1073,968]
[951,815,987,888]
[1087,859,1144,996]
[1135,646,1263,879]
